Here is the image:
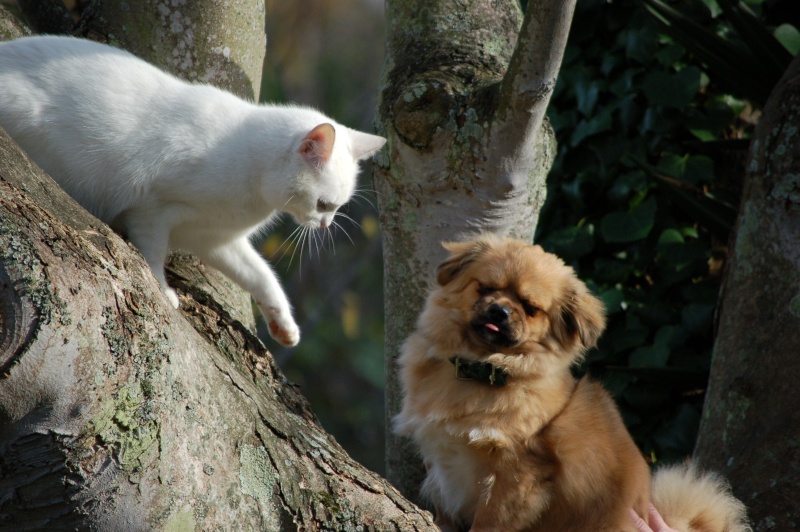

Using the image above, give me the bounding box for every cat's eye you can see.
[316,199,337,213]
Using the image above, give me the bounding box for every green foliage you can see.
[643,0,792,105]
[538,0,796,464]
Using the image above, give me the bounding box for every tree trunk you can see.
[79,0,266,101]
[374,0,574,501]
[0,6,435,530]
[0,3,30,41]
[693,55,800,530]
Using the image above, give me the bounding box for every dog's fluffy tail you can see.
[651,463,751,532]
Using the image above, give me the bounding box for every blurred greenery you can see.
[256,0,797,476]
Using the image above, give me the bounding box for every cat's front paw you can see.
[267,314,300,347]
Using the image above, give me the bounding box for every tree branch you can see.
[491,0,576,158]
[0,3,31,40]
[0,124,436,529]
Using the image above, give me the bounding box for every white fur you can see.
[0,36,385,346]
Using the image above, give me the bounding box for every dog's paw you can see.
[268,317,300,347]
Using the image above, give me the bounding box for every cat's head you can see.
[283,122,385,229]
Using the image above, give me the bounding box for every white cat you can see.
[0,36,386,347]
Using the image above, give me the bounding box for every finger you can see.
[630,508,653,532]
[647,503,672,530]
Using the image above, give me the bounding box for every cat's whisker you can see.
[287,225,306,270]
[311,228,323,260]
[304,226,314,264]
[350,189,378,210]
[285,224,306,257]
[331,219,355,247]
[335,211,362,230]
[272,224,304,265]
[329,226,336,252]
[324,226,336,255]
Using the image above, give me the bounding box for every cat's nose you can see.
[319,220,328,229]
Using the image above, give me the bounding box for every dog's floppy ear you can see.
[435,239,492,286]
[553,280,606,352]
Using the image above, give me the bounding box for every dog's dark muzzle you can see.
[471,303,519,348]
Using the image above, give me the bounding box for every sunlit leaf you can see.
[775,23,800,56]
[657,228,685,245]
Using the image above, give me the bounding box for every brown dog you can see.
[394,235,749,532]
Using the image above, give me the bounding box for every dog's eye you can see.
[477,284,495,296]
[522,301,539,317]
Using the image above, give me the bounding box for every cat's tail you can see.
[651,463,751,532]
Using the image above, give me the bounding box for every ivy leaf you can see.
[641,67,701,108]
[600,196,657,243]
[775,23,800,56]
[630,345,671,367]
[539,224,595,260]
[570,105,615,146]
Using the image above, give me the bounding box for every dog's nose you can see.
[487,303,511,323]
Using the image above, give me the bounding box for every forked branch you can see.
[491,0,576,153]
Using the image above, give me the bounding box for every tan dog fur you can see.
[394,235,749,532]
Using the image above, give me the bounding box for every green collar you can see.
[449,356,509,386]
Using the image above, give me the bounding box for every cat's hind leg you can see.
[192,236,300,347]
[118,208,182,308]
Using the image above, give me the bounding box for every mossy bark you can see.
[0,3,30,40]
[0,114,434,532]
[374,0,572,502]
[693,55,800,530]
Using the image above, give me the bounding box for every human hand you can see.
[629,504,682,532]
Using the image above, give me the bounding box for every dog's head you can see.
[429,234,606,363]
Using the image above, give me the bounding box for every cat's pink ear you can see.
[350,130,386,161]
[299,123,336,167]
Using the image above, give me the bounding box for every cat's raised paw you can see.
[268,319,300,347]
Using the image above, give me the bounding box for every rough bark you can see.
[0,3,30,41]
[0,127,435,530]
[693,55,800,529]
[0,5,436,530]
[374,0,572,501]
[76,0,266,101]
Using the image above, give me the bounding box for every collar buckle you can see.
[450,356,509,386]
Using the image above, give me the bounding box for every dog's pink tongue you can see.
[485,323,500,332]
